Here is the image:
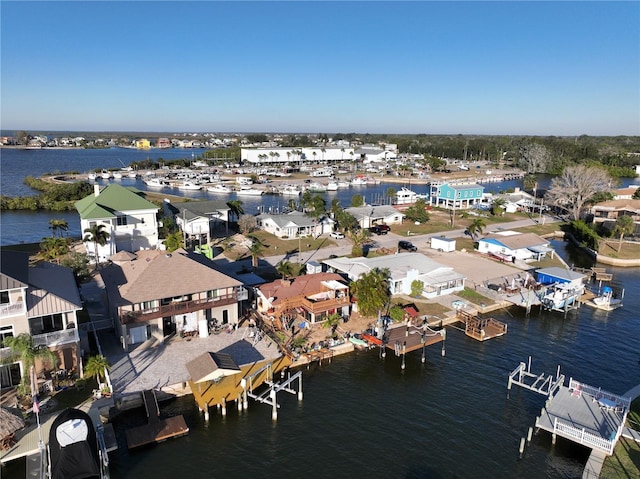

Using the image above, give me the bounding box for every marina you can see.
[0,147,639,479]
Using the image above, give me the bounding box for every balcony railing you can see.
[32,328,80,347]
[0,302,25,317]
[120,293,238,324]
[275,294,350,317]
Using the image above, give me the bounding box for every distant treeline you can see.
[0,176,93,211]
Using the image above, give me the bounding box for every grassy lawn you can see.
[597,240,640,260]
[600,398,640,479]
[512,222,566,236]
[456,287,495,306]
[219,230,339,260]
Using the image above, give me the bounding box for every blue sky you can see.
[1,1,638,135]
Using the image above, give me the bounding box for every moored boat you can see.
[281,185,302,196]
[178,181,202,191]
[237,186,264,196]
[206,183,232,194]
[326,181,338,191]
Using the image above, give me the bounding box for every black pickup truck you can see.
[369,224,390,235]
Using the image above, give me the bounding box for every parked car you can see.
[369,224,390,235]
[398,240,417,252]
[330,231,345,239]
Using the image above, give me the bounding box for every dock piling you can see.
[519,437,525,458]
[527,427,533,443]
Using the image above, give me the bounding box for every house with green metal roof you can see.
[75,184,159,262]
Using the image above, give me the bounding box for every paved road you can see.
[261,214,560,267]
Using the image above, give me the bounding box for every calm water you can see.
[1,148,639,478]
[101,252,638,479]
[1,147,529,245]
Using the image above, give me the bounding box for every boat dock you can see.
[125,389,189,450]
[507,359,631,456]
[456,310,507,341]
[383,323,446,369]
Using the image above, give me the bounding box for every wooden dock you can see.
[382,323,446,369]
[457,310,507,341]
[506,359,631,456]
[125,390,189,450]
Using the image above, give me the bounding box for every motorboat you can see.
[280,185,302,196]
[48,408,108,479]
[237,186,264,196]
[307,182,326,193]
[144,177,168,188]
[351,176,367,185]
[178,181,202,191]
[541,283,582,311]
[100,169,112,179]
[586,286,623,311]
[87,172,97,181]
[326,181,338,191]
[337,180,351,189]
[112,171,123,179]
[206,183,232,194]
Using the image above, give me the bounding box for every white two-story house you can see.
[75,184,159,263]
[0,251,83,389]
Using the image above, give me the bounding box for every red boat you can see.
[361,333,382,346]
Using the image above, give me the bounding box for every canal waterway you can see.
[104,249,638,479]
[1,148,639,478]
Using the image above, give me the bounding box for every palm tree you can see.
[349,228,371,257]
[2,334,59,396]
[467,218,486,240]
[247,235,265,268]
[84,355,111,388]
[351,268,390,317]
[613,215,635,252]
[491,197,507,216]
[48,218,69,238]
[226,200,244,223]
[83,224,110,269]
[40,237,68,264]
[322,312,342,335]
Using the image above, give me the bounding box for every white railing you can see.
[0,302,25,317]
[569,379,631,409]
[32,328,79,347]
[553,417,616,454]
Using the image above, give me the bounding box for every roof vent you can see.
[165,253,172,258]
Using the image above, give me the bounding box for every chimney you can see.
[94,184,100,197]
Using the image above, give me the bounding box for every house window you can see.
[29,313,63,335]
[117,215,128,226]
[0,325,14,343]
[142,300,156,310]
[0,291,9,304]
[0,363,22,389]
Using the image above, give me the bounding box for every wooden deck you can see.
[125,390,189,450]
[383,323,446,354]
[535,384,628,455]
[457,310,507,341]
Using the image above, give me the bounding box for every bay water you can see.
[1,148,638,478]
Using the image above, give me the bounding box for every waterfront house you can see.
[344,205,405,229]
[255,273,351,325]
[100,249,247,351]
[256,211,334,239]
[535,267,586,289]
[477,231,553,262]
[164,199,232,245]
[135,138,151,149]
[323,252,465,299]
[428,182,484,209]
[0,251,83,389]
[75,184,160,263]
[588,199,640,233]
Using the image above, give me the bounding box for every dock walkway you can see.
[124,389,189,450]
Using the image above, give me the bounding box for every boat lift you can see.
[244,363,303,420]
[507,356,564,398]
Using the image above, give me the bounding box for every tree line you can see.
[1,177,94,211]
